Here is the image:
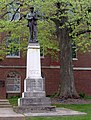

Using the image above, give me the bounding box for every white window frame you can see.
[72,42,78,60]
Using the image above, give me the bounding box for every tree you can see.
[0,0,91,98]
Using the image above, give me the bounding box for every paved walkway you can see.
[0,108,25,120]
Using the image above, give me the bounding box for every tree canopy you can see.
[0,0,91,57]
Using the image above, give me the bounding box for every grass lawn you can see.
[26,104,91,120]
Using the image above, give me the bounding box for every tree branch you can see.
[0,11,11,18]
[77,29,91,36]
[11,6,20,21]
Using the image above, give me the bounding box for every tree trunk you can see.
[51,17,79,99]
[59,27,79,99]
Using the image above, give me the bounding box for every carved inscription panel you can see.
[26,78,43,91]
[29,70,39,75]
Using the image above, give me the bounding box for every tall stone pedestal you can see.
[14,43,56,113]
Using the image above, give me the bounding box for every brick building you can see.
[0,48,91,99]
[0,0,91,99]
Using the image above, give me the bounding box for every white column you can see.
[26,43,42,79]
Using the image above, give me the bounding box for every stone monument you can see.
[14,7,56,113]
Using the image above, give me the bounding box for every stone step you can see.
[0,105,12,108]
[14,106,56,113]
[0,99,12,108]
[0,102,10,105]
[19,97,51,106]
[0,99,8,102]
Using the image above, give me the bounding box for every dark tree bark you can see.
[59,27,79,99]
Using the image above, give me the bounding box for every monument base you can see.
[13,106,56,113]
[13,77,56,113]
[14,96,56,113]
[18,97,51,106]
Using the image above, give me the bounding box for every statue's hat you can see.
[30,6,34,9]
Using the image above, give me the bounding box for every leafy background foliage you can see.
[0,0,91,58]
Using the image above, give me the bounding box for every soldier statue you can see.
[26,7,38,43]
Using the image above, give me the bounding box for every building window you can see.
[6,37,20,58]
[7,0,20,21]
[72,42,77,59]
[6,0,20,58]
[6,71,21,93]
